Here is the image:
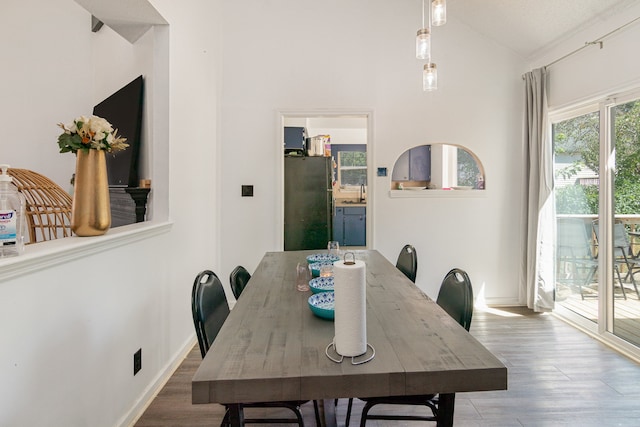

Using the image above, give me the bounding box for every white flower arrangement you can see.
[57,115,128,154]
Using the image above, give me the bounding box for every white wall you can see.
[0,0,220,425]
[1,0,88,186]
[528,2,640,109]
[217,0,525,302]
[3,0,637,425]
[91,20,157,186]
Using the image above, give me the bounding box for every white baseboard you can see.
[118,335,197,427]
[480,297,522,307]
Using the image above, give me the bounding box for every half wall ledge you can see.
[0,221,172,283]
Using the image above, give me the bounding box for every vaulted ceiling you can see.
[79,0,640,57]
[449,0,639,59]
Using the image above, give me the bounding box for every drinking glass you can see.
[327,241,340,256]
[320,264,334,278]
[295,262,311,291]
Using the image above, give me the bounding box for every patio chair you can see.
[613,223,640,298]
[592,221,640,299]
[556,218,601,300]
[626,228,640,283]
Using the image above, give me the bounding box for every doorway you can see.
[279,111,372,251]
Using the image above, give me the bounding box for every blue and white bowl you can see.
[309,261,335,277]
[306,253,340,264]
[308,292,335,320]
[309,276,334,294]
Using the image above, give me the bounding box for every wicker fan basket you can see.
[7,168,73,244]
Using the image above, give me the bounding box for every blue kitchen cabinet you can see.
[409,145,431,181]
[343,207,366,246]
[334,206,366,247]
[392,145,431,181]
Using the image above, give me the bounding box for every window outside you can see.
[338,151,367,187]
[457,147,481,187]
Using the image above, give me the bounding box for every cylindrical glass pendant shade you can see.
[432,0,446,26]
[423,63,438,91]
[416,28,431,60]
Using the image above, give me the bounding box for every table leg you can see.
[227,403,244,427]
[437,393,455,427]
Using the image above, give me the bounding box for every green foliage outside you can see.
[554,184,599,214]
[339,151,367,186]
[340,151,367,167]
[554,100,640,215]
[457,148,480,187]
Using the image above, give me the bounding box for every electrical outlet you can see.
[133,348,142,375]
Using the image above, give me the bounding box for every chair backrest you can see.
[557,218,594,259]
[191,270,230,358]
[229,265,251,300]
[436,268,473,331]
[613,223,632,255]
[592,220,630,257]
[396,244,418,283]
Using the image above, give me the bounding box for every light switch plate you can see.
[242,185,254,197]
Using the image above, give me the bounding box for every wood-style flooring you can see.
[134,307,640,427]
[557,281,640,346]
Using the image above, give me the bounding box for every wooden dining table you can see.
[192,250,507,427]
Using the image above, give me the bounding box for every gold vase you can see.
[71,149,111,236]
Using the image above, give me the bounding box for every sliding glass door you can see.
[553,92,640,350]
[553,109,600,322]
[611,98,640,345]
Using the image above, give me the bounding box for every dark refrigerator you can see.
[284,156,333,250]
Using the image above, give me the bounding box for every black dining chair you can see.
[395,244,418,283]
[344,268,473,427]
[229,265,251,300]
[191,270,320,426]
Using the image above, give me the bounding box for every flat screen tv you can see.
[93,75,144,187]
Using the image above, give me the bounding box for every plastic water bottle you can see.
[0,165,26,257]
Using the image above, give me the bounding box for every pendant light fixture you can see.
[431,0,446,26]
[417,0,446,91]
[423,63,437,91]
[416,29,431,60]
[416,0,430,60]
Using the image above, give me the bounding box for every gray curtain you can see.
[521,67,555,312]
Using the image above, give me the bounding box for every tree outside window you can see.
[553,99,640,216]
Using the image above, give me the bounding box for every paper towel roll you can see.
[333,259,367,357]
